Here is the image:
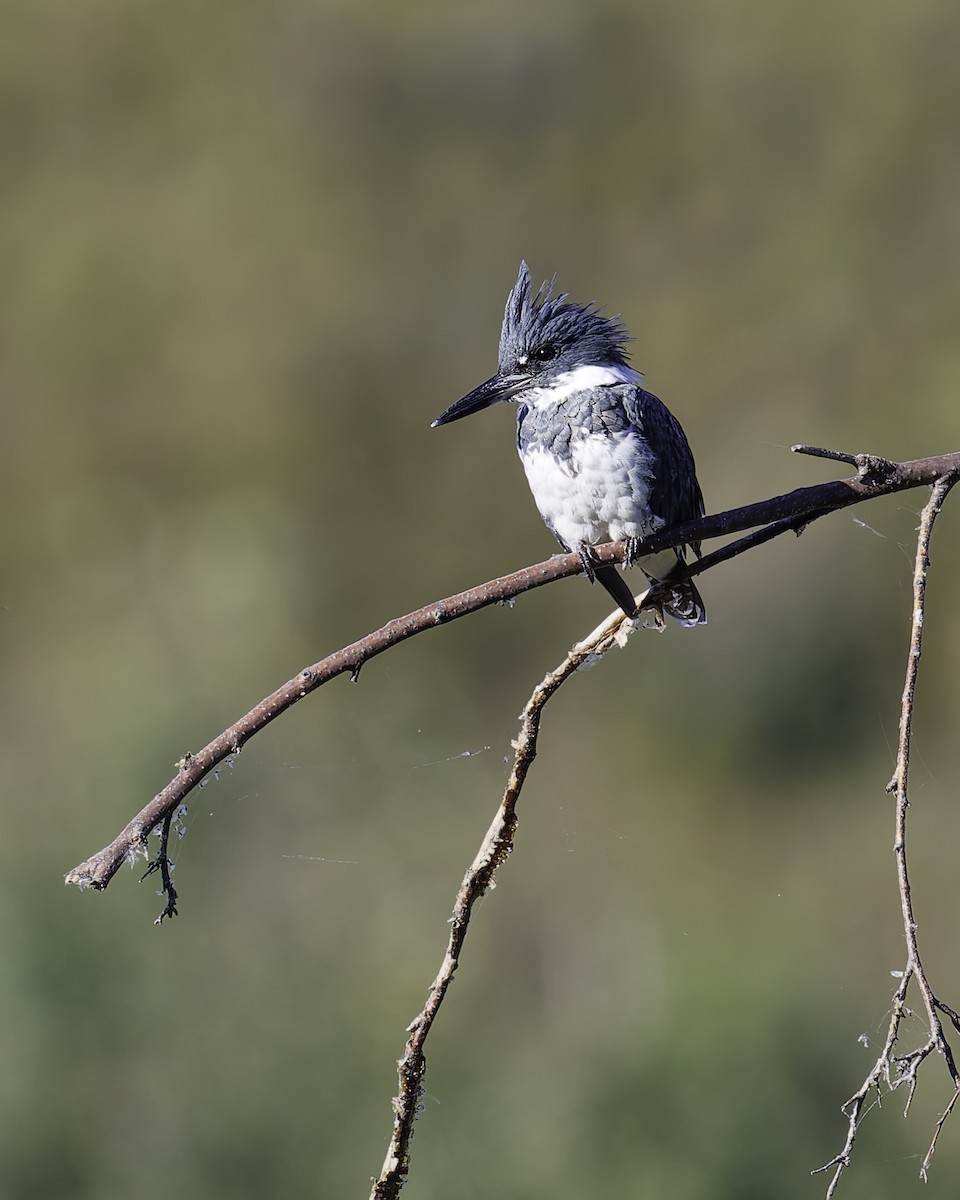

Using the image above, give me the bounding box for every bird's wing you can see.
[622,387,704,556]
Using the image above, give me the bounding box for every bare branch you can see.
[64,450,960,896]
[812,971,911,1197]
[371,601,639,1198]
[140,808,180,924]
[62,450,960,1197]
[815,469,960,1196]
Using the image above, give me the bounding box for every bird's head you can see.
[432,261,632,428]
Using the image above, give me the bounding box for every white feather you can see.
[523,363,643,410]
[521,432,659,550]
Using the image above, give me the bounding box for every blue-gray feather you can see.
[621,388,704,553]
[499,262,632,376]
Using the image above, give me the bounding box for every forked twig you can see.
[814,470,960,1197]
[140,808,179,924]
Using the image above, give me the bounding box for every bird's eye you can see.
[531,343,560,363]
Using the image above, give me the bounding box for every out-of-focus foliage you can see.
[2,1,959,1196]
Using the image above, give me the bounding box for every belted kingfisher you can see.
[432,262,706,624]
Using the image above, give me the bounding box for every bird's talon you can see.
[623,536,642,568]
[577,545,598,583]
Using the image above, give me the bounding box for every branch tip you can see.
[791,444,860,464]
[790,444,896,485]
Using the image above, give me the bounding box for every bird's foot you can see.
[577,544,599,583]
[623,536,643,569]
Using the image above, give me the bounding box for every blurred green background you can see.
[3,0,959,1196]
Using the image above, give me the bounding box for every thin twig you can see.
[140,809,179,924]
[921,1082,960,1180]
[812,971,912,1197]
[65,451,960,897]
[814,470,960,1197]
[370,601,638,1198]
[792,444,865,466]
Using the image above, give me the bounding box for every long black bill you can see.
[431,374,524,427]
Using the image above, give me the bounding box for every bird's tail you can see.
[636,549,707,627]
[593,561,706,626]
[614,549,705,628]
[658,577,706,627]
[594,565,640,619]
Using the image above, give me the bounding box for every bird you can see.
[432,262,706,625]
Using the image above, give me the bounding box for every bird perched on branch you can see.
[432,262,706,624]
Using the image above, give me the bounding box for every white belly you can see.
[521,432,658,550]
